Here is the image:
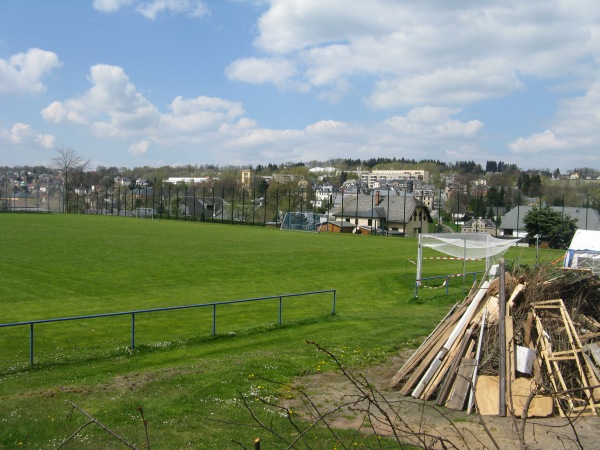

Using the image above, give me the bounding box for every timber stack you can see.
[391,262,600,418]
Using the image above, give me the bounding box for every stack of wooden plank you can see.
[391,268,600,418]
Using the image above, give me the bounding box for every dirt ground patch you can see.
[282,354,600,449]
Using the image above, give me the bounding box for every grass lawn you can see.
[0,214,561,448]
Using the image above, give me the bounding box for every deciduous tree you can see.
[51,146,89,213]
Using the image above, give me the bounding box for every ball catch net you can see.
[416,233,519,290]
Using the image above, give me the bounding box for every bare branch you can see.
[56,401,140,450]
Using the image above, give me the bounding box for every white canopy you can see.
[564,230,600,274]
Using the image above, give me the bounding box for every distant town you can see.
[2,153,600,244]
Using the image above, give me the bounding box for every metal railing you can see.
[0,290,336,366]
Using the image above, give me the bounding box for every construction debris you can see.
[391,261,600,418]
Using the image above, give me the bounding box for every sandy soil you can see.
[281,354,600,449]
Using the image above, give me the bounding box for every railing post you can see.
[278,297,283,325]
[212,304,216,335]
[131,313,135,349]
[332,290,336,316]
[30,323,34,366]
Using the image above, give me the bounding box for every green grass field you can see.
[0,214,561,448]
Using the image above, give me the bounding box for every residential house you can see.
[114,176,131,187]
[314,185,335,209]
[180,196,225,221]
[462,218,498,235]
[330,191,432,237]
[499,205,600,238]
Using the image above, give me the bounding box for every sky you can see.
[2,0,600,172]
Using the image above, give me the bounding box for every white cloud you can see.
[384,107,484,139]
[0,123,55,149]
[0,48,61,94]
[40,65,253,150]
[226,0,600,108]
[509,129,566,154]
[93,0,209,19]
[254,0,398,54]
[226,57,307,91]
[223,106,485,164]
[37,65,485,166]
[368,59,524,108]
[41,64,160,137]
[507,80,600,167]
[92,0,134,12]
[129,140,150,155]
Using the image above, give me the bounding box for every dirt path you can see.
[282,355,600,449]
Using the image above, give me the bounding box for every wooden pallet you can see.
[532,299,598,416]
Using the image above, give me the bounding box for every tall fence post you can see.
[30,323,34,366]
[131,313,136,349]
[212,305,217,335]
[332,291,336,316]
[278,296,283,325]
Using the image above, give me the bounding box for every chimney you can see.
[375,190,380,204]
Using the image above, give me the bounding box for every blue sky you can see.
[2,0,600,172]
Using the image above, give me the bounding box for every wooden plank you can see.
[506,315,515,381]
[584,342,600,367]
[510,378,553,418]
[507,283,525,309]
[523,311,534,348]
[390,302,459,386]
[428,334,475,402]
[412,281,491,399]
[392,302,466,391]
[474,375,499,415]
[579,331,600,341]
[436,329,474,405]
[581,352,600,402]
[396,324,454,395]
[467,308,487,415]
[446,358,476,410]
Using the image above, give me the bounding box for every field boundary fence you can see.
[0,290,336,367]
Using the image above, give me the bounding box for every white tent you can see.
[563,230,600,274]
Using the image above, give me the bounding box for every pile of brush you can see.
[391,263,600,418]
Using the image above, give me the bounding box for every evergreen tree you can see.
[523,206,577,249]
